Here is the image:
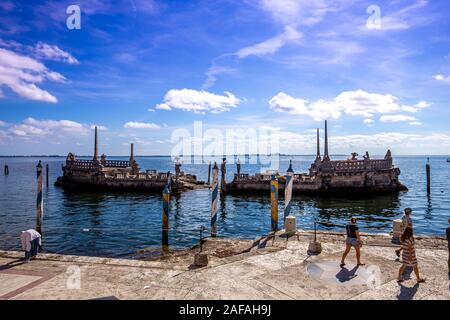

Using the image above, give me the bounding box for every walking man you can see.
[340,217,365,268]
[396,208,413,257]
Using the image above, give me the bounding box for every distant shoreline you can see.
[0,154,448,158]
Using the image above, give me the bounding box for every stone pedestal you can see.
[285,215,297,236]
[393,219,403,239]
[194,252,208,267]
[308,241,322,255]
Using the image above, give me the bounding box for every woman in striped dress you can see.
[397,227,425,283]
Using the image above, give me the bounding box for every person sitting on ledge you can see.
[20,229,42,263]
[340,217,365,268]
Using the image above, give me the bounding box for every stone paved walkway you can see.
[0,231,449,300]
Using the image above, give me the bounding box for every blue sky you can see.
[0,0,450,156]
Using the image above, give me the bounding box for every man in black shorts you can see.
[340,217,365,268]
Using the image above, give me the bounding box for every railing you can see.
[319,158,392,173]
[104,160,130,168]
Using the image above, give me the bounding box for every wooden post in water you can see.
[4,164,8,175]
[36,161,43,235]
[270,175,279,232]
[46,164,49,188]
[210,162,219,237]
[162,184,170,253]
[426,157,431,194]
[207,161,211,185]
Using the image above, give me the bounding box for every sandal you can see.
[417,278,426,283]
[357,263,365,266]
[397,279,404,283]
[340,263,345,268]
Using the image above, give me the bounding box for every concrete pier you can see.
[0,231,448,300]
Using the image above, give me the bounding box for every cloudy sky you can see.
[0,0,450,156]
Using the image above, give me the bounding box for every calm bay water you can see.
[0,155,449,257]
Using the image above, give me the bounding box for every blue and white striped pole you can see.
[270,174,279,232]
[36,160,43,235]
[284,160,294,222]
[211,162,219,237]
[162,184,170,253]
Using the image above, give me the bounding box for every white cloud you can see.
[363,118,374,125]
[259,0,329,26]
[0,47,66,103]
[236,25,302,58]
[90,124,108,131]
[34,42,79,64]
[378,0,429,31]
[278,130,450,155]
[124,122,160,129]
[0,120,6,126]
[155,89,242,114]
[434,74,450,83]
[379,115,417,122]
[269,89,430,121]
[9,117,89,137]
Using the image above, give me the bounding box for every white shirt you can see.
[20,229,42,251]
[401,215,412,231]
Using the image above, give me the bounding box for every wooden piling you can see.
[207,161,211,185]
[4,164,8,175]
[270,175,279,232]
[46,164,49,188]
[36,161,43,235]
[162,184,170,253]
[426,157,431,194]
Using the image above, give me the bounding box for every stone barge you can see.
[55,127,202,192]
[226,121,408,195]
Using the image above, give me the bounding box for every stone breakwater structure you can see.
[55,127,201,192]
[227,120,408,195]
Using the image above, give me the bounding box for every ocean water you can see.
[0,155,449,257]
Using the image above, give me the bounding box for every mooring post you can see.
[36,161,43,236]
[162,184,170,253]
[284,160,294,222]
[207,161,211,185]
[210,162,219,237]
[270,175,279,232]
[4,164,8,175]
[220,157,226,195]
[426,157,431,194]
[46,163,49,188]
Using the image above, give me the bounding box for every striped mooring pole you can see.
[284,160,294,222]
[36,160,43,235]
[210,162,219,237]
[270,174,279,232]
[162,184,171,253]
